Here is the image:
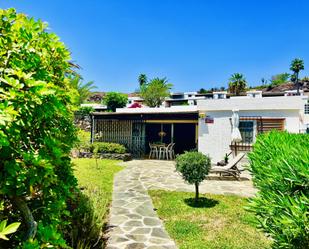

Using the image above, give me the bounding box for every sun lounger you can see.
[210,153,246,179]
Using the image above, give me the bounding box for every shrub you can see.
[103,92,128,112]
[92,142,126,154]
[248,131,309,249]
[175,151,211,203]
[0,8,79,248]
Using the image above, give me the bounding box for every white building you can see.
[91,95,308,160]
[198,96,308,162]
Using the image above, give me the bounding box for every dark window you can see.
[305,104,309,114]
[239,121,254,143]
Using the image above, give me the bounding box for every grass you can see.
[72,158,123,248]
[73,158,123,220]
[150,190,272,249]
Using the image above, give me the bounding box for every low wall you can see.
[77,151,132,161]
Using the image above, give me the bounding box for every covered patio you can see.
[90,109,199,158]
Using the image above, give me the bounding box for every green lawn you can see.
[150,190,272,249]
[72,158,123,224]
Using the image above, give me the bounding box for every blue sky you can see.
[1,0,309,92]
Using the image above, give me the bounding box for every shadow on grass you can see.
[184,197,219,208]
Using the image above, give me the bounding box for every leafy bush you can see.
[248,131,309,249]
[103,92,128,112]
[0,8,80,248]
[92,142,126,154]
[176,151,211,203]
[75,106,94,116]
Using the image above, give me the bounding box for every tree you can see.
[138,73,147,87]
[270,73,290,86]
[103,92,128,112]
[175,151,211,203]
[0,8,79,247]
[198,88,208,94]
[228,73,247,95]
[140,77,172,107]
[290,58,304,95]
[69,75,97,105]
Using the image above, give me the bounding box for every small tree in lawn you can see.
[103,92,128,112]
[176,151,211,203]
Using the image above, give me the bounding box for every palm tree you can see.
[69,76,97,104]
[290,58,304,95]
[138,74,147,87]
[228,73,247,95]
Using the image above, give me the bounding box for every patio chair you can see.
[149,143,159,159]
[210,152,245,179]
[159,143,175,160]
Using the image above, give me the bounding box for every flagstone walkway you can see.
[106,160,256,249]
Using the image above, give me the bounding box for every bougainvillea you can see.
[0,8,79,248]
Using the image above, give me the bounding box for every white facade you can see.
[197,96,308,162]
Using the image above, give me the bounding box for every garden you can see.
[0,7,308,249]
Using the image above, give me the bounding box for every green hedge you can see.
[91,142,126,154]
[248,131,309,249]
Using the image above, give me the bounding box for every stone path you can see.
[106,164,177,249]
[106,160,256,248]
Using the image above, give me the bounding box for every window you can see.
[239,121,256,144]
[305,104,309,114]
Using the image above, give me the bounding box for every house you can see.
[198,96,308,162]
[90,94,308,161]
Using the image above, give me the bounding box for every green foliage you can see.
[69,75,97,105]
[290,58,304,74]
[103,92,128,112]
[270,73,290,86]
[248,131,309,249]
[0,220,21,240]
[228,73,247,95]
[75,130,91,152]
[138,73,147,86]
[75,106,94,116]
[0,8,79,247]
[290,58,305,95]
[91,142,126,154]
[176,151,211,202]
[140,77,172,107]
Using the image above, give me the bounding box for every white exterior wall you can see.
[197,96,307,163]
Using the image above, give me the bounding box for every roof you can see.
[198,96,307,111]
[92,106,198,116]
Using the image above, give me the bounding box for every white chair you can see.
[168,143,175,159]
[149,143,158,159]
[159,143,175,160]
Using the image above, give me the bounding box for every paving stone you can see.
[143,217,161,226]
[131,228,151,235]
[151,228,170,239]
[125,243,147,249]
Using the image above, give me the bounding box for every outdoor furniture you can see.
[149,143,159,159]
[159,143,175,160]
[210,152,245,179]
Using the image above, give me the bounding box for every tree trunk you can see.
[195,182,199,203]
[10,196,37,241]
[296,72,300,95]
